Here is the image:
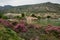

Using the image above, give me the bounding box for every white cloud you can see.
[0,0,60,6]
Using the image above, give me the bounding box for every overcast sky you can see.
[0,0,60,6]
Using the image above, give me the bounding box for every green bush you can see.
[2,16,8,19]
[0,24,24,40]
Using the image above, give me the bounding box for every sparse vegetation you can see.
[0,2,60,40]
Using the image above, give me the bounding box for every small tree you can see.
[0,14,3,18]
[31,14,36,17]
[2,16,8,19]
[21,13,25,17]
[37,16,41,20]
[47,16,51,19]
[14,16,22,19]
[46,16,51,24]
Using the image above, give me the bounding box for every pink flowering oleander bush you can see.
[0,18,60,40]
[14,21,27,32]
[0,19,13,27]
[45,25,60,33]
[45,25,60,38]
[0,19,27,32]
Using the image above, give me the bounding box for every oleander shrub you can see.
[0,24,24,40]
[0,19,13,27]
[45,25,60,33]
[45,25,60,38]
[14,21,27,32]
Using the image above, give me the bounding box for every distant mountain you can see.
[0,2,60,14]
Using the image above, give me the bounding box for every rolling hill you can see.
[0,2,60,14]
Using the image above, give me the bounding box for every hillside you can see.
[0,2,60,14]
[0,24,24,40]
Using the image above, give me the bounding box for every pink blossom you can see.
[45,25,60,33]
[0,19,13,27]
[14,21,27,32]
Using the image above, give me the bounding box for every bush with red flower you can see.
[0,19,13,28]
[45,25,60,38]
[45,25,60,33]
[14,21,27,32]
[0,19,27,33]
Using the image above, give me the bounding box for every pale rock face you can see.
[26,16,38,24]
[4,13,22,18]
